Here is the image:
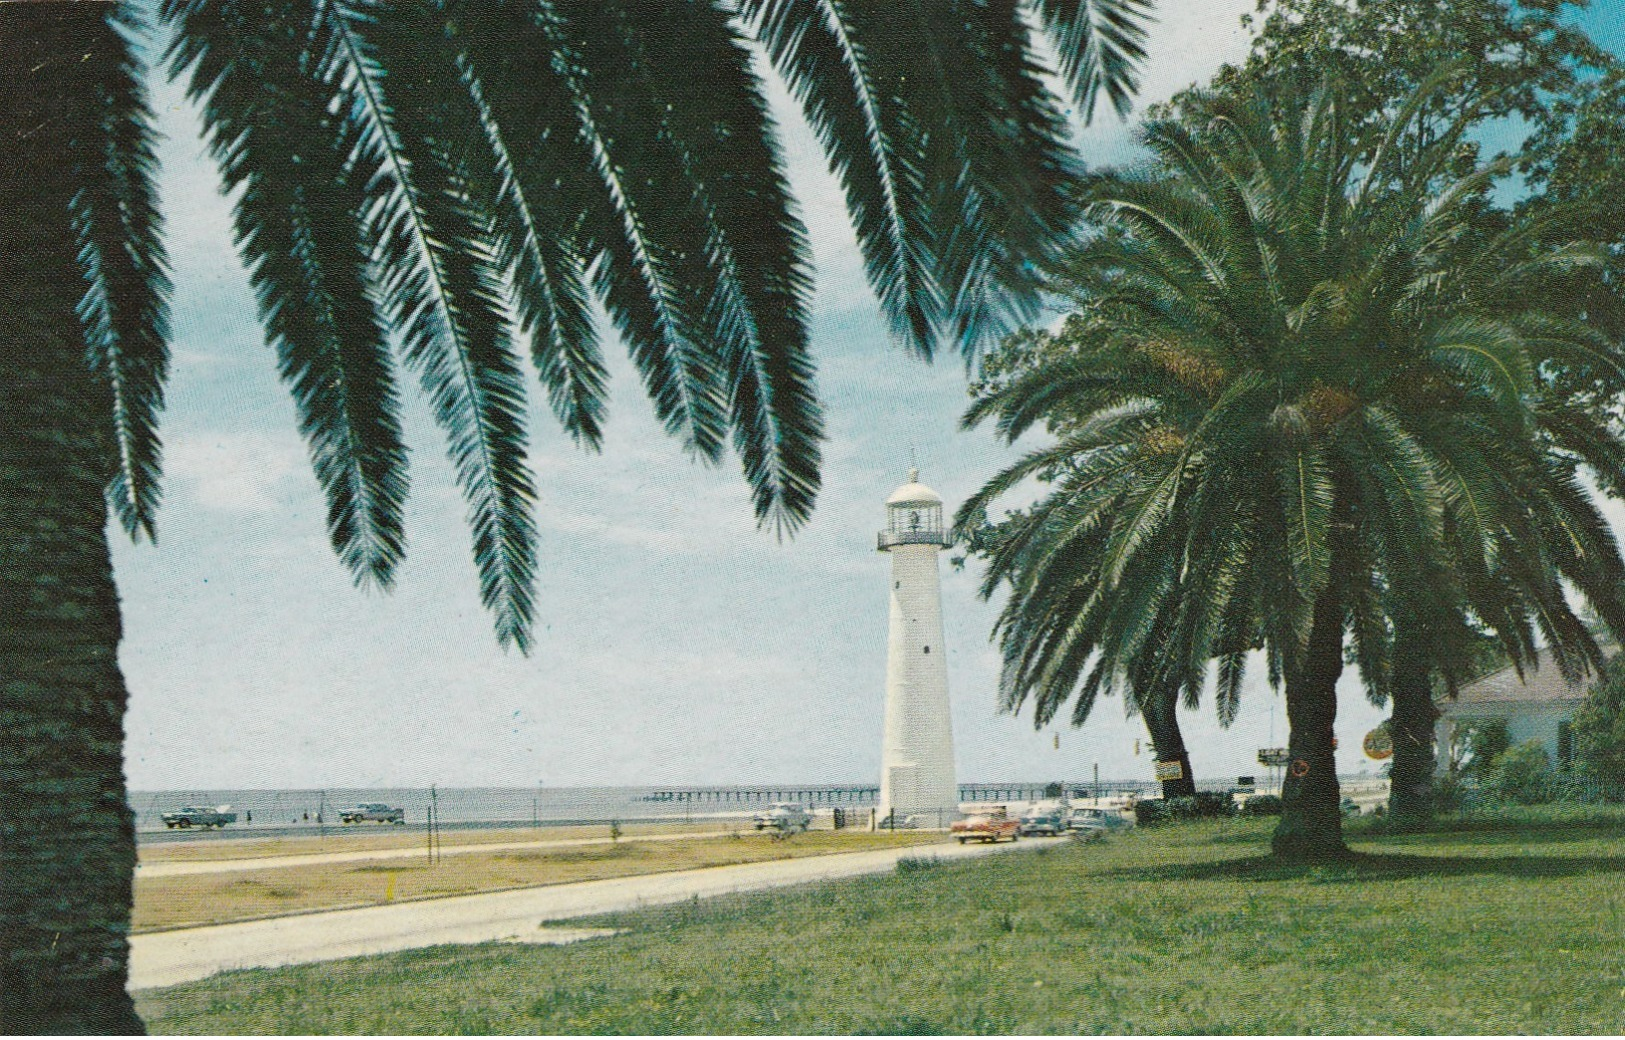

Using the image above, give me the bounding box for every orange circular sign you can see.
[1363,726,1394,760]
[1290,758,1310,778]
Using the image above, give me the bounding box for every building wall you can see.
[1437,702,1577,773]
[1505,705,1573,767]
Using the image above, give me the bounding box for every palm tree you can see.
[958,74,1625,861]
[955,331,1202,799]
[1,0,1155,1029]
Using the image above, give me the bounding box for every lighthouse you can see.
[876,469,958,824]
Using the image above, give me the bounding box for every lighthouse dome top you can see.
[886,468,942,506]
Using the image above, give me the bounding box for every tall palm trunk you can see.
[1140,687,1197,798]
[1386,640,1437,829]
[0,23,145,1035]
[1272,591,1348,861]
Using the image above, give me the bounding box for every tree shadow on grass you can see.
[1104,849,1625,885]
[1356,825,1624,850]
[1206,817,1623,850]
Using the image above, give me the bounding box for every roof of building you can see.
[1438,651,1596,713]
[886,468,942,506]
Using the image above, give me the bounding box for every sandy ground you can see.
[128,835,1039,991]
[135,829,732,878]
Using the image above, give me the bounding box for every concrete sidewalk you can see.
[129,836,1038,991]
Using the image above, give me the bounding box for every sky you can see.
[114,2,1621,793]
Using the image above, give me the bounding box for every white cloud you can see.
[163,431,307,512]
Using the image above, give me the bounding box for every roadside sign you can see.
[1153,760,1184,781]
[1363,725,1394,760]
[1257,748,1290,767]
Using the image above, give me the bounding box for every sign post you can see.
[1258,748,1290,793]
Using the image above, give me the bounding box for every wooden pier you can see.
[642,780,1162,805]
[642,786,879,804]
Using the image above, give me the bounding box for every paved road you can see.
[136,829,730,878]
[128,836,1040,991]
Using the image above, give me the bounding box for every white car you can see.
[752,802,811,832]
[338,802,405,824]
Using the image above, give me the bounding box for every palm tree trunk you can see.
[0,19,145,1033]
[1386,644,1437,829]
[1140,687,1197,798]
[1271,592,1348,861]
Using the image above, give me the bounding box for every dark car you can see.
[1018,806,1068,836]
[1067,807,1132,835]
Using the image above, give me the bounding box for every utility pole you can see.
[1093,763,1100,804]
[426,784,441,865]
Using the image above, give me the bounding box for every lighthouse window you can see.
[894,581,900,589]
[923,646,930,653]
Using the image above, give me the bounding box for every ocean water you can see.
[126,785,881,832]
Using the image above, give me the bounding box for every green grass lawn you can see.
[135,810,1625,1034]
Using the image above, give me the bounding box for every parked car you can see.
[1018,805,1069,837]
[338,802,406,825]
[1068,807,1132,834]
[876,812,923,830]
[161,805,237,829]
[753,802,811,833]
[951,807,1021,843]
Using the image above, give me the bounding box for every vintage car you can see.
[338,802,406,824]
[1017,804,1069,837]
[1067,807,1133,834]
[752,802,812,833]
[161,805,237,829]
[951,806,1020,843]
[876,812,923,830]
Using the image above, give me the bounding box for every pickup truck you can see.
[951,808,1020,843]
[338,802,406,824]
[161,806,237,829]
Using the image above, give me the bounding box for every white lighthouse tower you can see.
[876,469,958,824]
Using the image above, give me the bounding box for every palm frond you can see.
[74,3,172,542]
[451,0,609,448]
[334,0,539,648]
[741,0,937,356]
[1031,0,1152,121]
[166,0,409,586]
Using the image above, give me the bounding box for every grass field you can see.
[135,810,1625,1034]
[133,830,945,931]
